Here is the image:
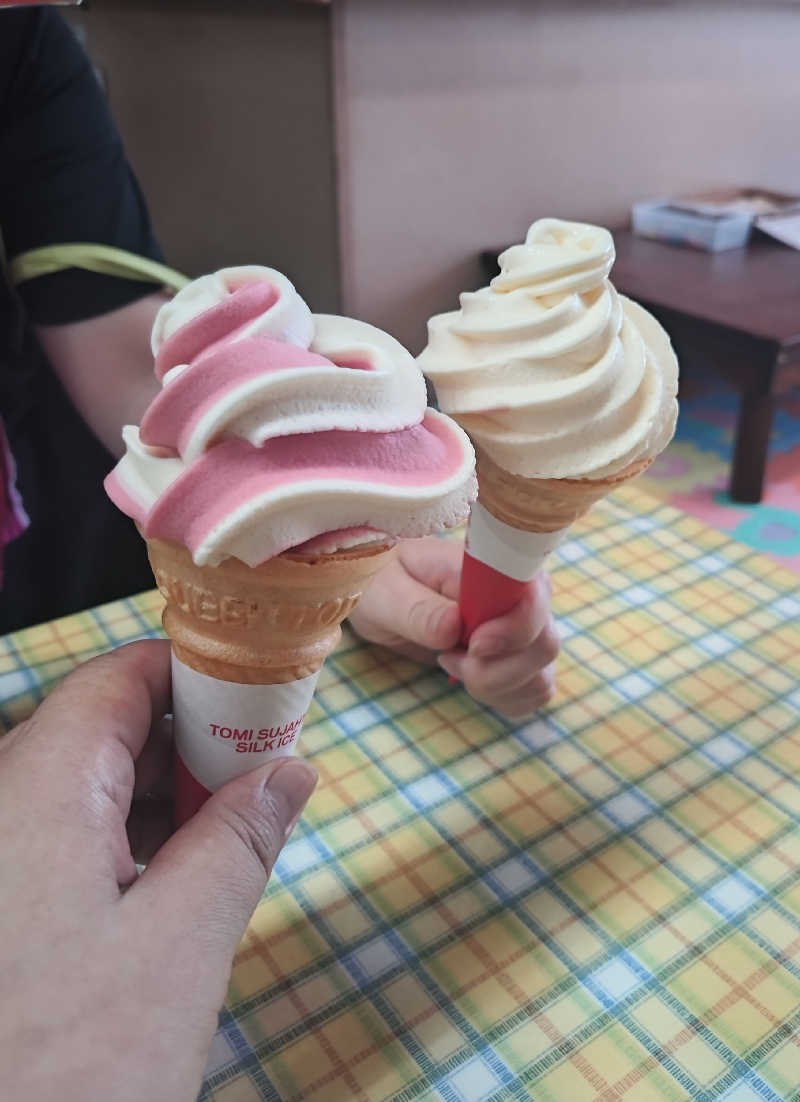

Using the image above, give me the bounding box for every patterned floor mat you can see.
[638,376,800,574]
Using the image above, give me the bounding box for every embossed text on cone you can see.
[147,538,394,683]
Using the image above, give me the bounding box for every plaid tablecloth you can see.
[2,486,799,1101]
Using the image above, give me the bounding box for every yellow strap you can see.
[8,244,189,293]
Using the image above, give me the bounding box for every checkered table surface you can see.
[2,485,799,1101]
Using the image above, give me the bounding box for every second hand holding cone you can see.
[419,219,679,642]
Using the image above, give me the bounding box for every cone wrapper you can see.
[459,504,567,642]
[171,654,321,822]
[459,447,651,641]
[144,535,395,823]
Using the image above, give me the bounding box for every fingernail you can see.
[437,654,455,675]
[437,654,461,682]
[437,658,461,687]
[264,759,318,832]
[470,637,510,659]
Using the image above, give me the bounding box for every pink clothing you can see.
[0,418,29,586]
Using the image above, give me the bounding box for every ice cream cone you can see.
[418,218,679,642]
[145,537,395,822]
[104,263,475,823]
[474,445,652,534]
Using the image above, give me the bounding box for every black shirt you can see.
[1,8,165,633]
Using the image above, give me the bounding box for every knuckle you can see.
[4,716,33,748]
[537,625,561,667]
[66,659,144,728]
[503,670,557,721]
[478,663,515,695]
[93,735,136,790]
[534,669,557,706]
[537,685,556,709]
[408,597,441,641]
[501,696,540,721]
[407,596,428,629]
[216,793,285,879]
[464,660,504,697]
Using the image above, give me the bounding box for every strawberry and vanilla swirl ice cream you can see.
[105,266,476,824]
[106,266,477,563]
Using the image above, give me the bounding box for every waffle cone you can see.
[474,445,652,533]
[145,538,395,684]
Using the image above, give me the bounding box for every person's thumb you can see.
[128,757,317,959]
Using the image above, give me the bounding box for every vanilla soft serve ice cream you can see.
[418,218,678,480]
[418,218,679,642]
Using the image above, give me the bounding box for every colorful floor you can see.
[637,375,800,574]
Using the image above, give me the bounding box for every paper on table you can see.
[756,213,800,250]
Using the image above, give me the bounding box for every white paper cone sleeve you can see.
[458,503,571,641]
[466,503,568,581]
[171,652,320,793]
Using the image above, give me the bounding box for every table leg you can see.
[730,390,775,504]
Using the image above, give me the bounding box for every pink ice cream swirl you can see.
[106,266,476,566]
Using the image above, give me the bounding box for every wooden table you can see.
[481,231,800,503]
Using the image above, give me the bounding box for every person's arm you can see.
[0,641,317,1102]
[1,8,168,449]
[35,293,164,457]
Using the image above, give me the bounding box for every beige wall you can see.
[67,2,800,348]
[333,0,800,350]
[70,1,341,312]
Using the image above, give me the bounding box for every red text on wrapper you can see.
[208,714,307,753]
